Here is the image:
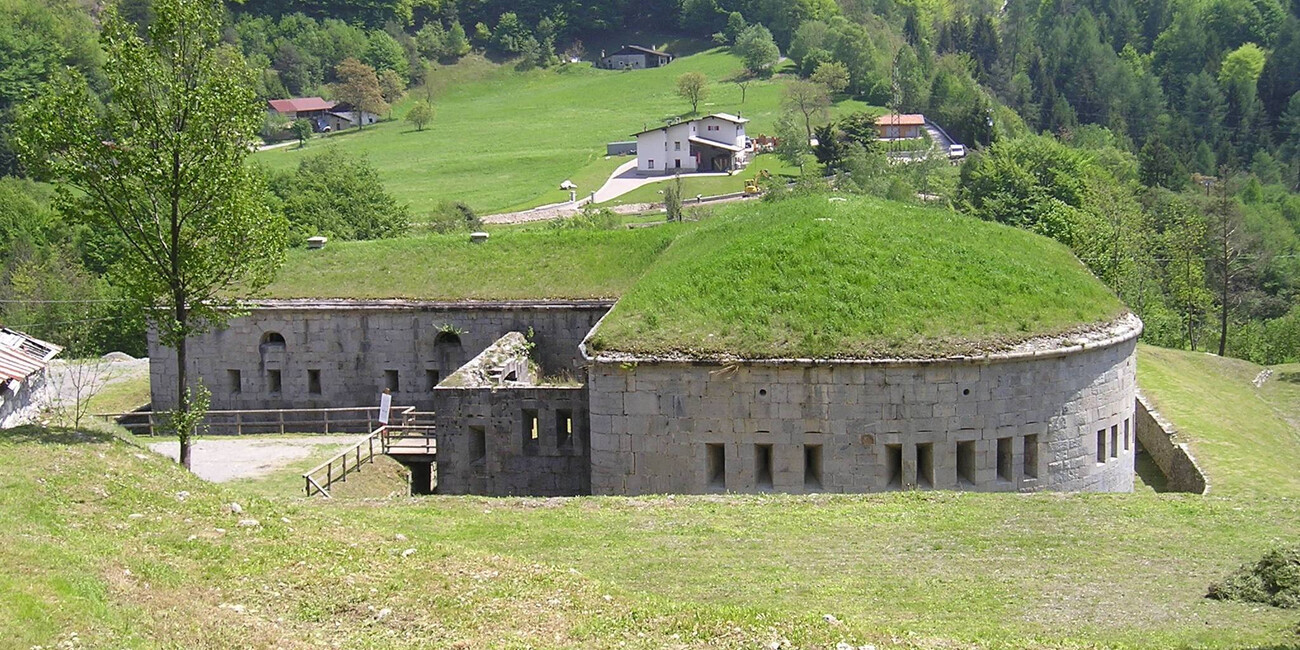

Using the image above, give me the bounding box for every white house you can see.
[634,113,749,175]
[599,45,673,70]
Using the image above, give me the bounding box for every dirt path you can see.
[148,435,364,483]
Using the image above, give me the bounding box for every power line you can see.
[0,298,128,304]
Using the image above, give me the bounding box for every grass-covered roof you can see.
[267,195,1125,358]
[586,195,1126,359]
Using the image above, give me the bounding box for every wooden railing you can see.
[301,408,437,498]
[93,405,417,436]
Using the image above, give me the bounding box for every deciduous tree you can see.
[407,100,434,131]
[333,58,388,128]
[810,60,850,93]
[735,24,779,75]
[676,71,709,114]
[16,0,288,468]
[783,79,831,140]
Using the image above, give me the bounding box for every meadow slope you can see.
[1,346,1298,648]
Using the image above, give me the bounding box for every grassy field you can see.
[262,222,683,300]
[589,195,1127,359]
[254,50,874,215]
[1,346,1299,648]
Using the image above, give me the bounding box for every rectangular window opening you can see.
[1124,418,1131,451]
[803,444,823,490]
[706,443,726,489]
[956,440,977,486]
[227,369,241,395]
[521,409,539,454]
[307,369,321,395]
[384,369,400,392]
[426,369,440,391]
[1024,434,1039,478]
[1110,425,1119,459]
[469,425,486,462]
[916,443,934,489]
[267,369,281,394]
[886,443,903,489]
[556,409,573,447]
[1097,429,1107,463]
[996,437,1013,482]
[754,444,774,490]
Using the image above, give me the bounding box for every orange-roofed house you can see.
[875,113,927,139]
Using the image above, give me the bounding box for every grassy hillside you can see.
[262,223,682,300]
[589,195,1127,359]
[254,50,873,215]
[5,343,1300,649]
[1137,345,1300,496]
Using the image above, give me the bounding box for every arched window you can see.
[433,330,461,349]
[261,331,286,346]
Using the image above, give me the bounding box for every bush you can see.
[550,204,620,230]
[425,201,482,233]
[1209,546,1300,609]
[270,148,410,243]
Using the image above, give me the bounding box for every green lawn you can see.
[255,50,874,215]
[1,346,1299,647]
[262,222,683,300]
[589,194,1127,359]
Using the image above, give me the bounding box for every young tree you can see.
[406,99,434,131]
[1207,169,1248,357]
[664,175,684,222]
[334,58,388,129]
[783,79,831,140]
[810,61,850,93]
[774,111,809,173]
[676,72,709,114]
[735,77,752,103]
[378,69,406,109]
[724,12,747,43]
[734,24,780,75]
[291,119,313,148]
[17,0,288,468]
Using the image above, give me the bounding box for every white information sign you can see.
[378,391,392,425]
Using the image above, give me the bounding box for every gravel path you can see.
[148,435,364,483]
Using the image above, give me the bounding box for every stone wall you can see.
[147,300,611,413]
[1134,390,1209,494]
[433,332,589,496]
[584,315,1142,495]
[0,369,45,428]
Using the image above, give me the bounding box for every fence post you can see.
[147,412,155,436]
[235,412,243,436]
[324,410,330,435]
[279,410,285,435]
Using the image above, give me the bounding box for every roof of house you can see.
[704,113,749,125]
[688,135,743,152]
[875,113,927,126]
[0,328,61,385]
[267,97,336,113]
[610,45,671,58]
[632,120,689,137]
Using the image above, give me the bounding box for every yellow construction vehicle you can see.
[743,169,771,195]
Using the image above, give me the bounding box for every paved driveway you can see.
[592,159,730,203]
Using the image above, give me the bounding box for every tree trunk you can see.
[1219,251,1229,357]
[175,301,192,469]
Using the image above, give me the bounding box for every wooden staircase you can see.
[301,407,436,498]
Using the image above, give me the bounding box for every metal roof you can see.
[703,112,749,124]
[267,97,336,113]
[688,135,743,152]
[0,328,60,384]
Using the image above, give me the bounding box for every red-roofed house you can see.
[875,113,927,139]
[0,327,60,427]
[267,97,337,120]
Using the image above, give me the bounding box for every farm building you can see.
[876,113,927,139]
[599,45,673,69]
[633,113,749,175]
[149,196,1141,497]
[0,328,61,427]
[266,97,379,132]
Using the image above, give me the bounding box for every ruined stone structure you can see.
[151,300,1142,496]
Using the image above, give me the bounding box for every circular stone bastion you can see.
[582,314,1143,496]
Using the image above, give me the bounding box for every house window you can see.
[916,443,934,489]
[885,443,903,489]
[227,369,241,395]
[426,369,440,390]
[1097,429,1107,463]
[522,409,539,456]
[674,141,681,151]
[469,425,486,462]
[556,409,572,447]
[754,444,774,490]
[1124,419,1131,451]
[1110,425,1119,458]
[803,444,823,490]
[267,369,281,394]
[675,159,681,168]
[956,440,976,486]
[1024,434,1039,478]
[307,369,321,395]
[384,370,399,392]
[706,443,726,490]
[648,159,655,169]
[996,437,1013,482]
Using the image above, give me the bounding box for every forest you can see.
[0,0,1298,363]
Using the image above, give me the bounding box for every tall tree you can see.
[675,72,709,114]
[783,79,830,140]
[334,58,387,128]
[406,99,434,131]
[16,0,287,468]
[734,23,780,75]
[1207,169,1246,356]
[773,110,809,173]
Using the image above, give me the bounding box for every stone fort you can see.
[149,301,1141,496]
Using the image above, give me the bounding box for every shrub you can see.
[1209,546,1300,608]
[550,204,620,230]
[425,201,482,233]
[271,147,410,242]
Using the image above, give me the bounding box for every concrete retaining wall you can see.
[1134,390,1209,494]
[147,300,611,412]
[585,316,1142,495]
